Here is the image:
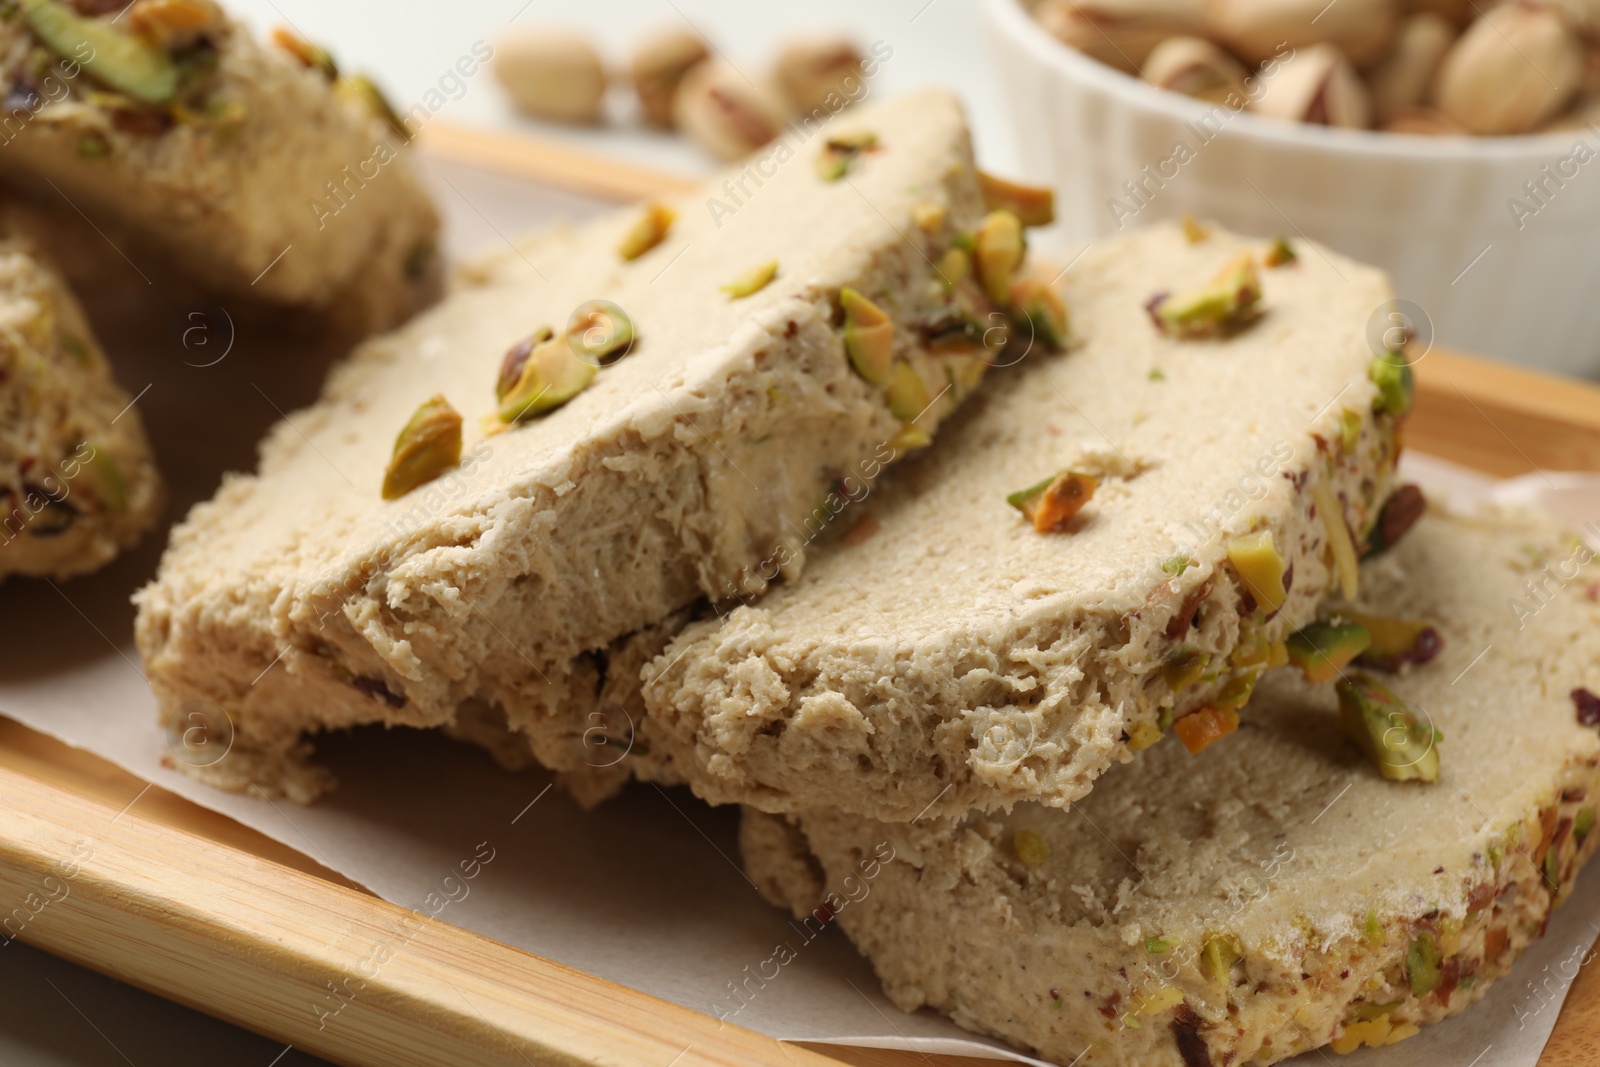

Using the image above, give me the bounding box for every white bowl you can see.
[985,0,1600,377]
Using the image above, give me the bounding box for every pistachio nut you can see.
[1367,13,1456,123]
[978,171,1056,227]
[494,29,608,124]
[840,287,894,384]
[383,395,463,500]
[125,0,223,52]
[889,423,931,451]
[912,201,947,233]
[1148,251,1263,338]
[1342,609,1443,671]
[1033,0,1209,73]
[1433,4,1584,136]
[1127,720,1163,751]
[1007,470,1098,533]
[1012,828,1049,866]
[618,202,676,261]
[773,36,865,116]
[1009,277,1069,351]
[886,361,932,422]
[496,326,555,401]
[1163,648,1210,693]
[933,247,969,291]
[1225,529,1286,613]
[1249,43,1372,129]
[1140,36,1249,105]
[566,301,636,365]
[674,61,787,161]
[1380,106,1467,135]
[1336,672,1440,782]
[270,26,338,80]
[1285,619,1372,683]
[24,0,180,104]
[1262,236,1296,267]
[721,259,779,299]
[1181,214,1210,243]
[335,74,411,142]
[497,335,597,423]
[1369,350,1414,417]
[974,210,1025,306]
[80,443,128,513]
[815,129,877,180]
[1209,0,1399,67]
[630,27,710,128]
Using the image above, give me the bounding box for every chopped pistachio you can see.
[886,361,931,422]
[1405,932,1442,997]
[933,247,969,290]
[1007,470,1097,533]
[1577,806,1597,843]
[1013,828,1048,866]
[1126,720,1162,751]
[1313,477,1360,600]
[76,131,109,158]
[1173,706,1239,754]
[1160,554,1191,576]
[1370,351,1415,417]
[840,287,894,385]
[1353,1001,1401,1023]
[1286,620,1372,684]
[912,200,946,233]
[977,171,1055,227]
[1212,671,1258,712]
[816,130,877,180]
[1144,936,1171,954]
[618,202,676,261]
[382,395,462,500]
[336,73,410,141]
[1009,277,1068,351]
[25,0,179,104]
[1364,909,1384,943]
[1337,672,1440,783]
[889,423,930,451]
[974,210,1024,305]
[1200,934,1241,983]
[1342,609,1443,671]
[1543,842,1561,887]
[1133,986,1185,1015]
[1162,648,1210,693]
[271,26,338,79]
[567,303,636,365]
[496,327,555,401]
[497,336,596,423]
[721,259,778,299]
[1148,368,1166,381]
[1263,237,1297,267]
[80,443,127,513]
[1148,252,1263,339]
[1226,529,1287,614]
[1231,632,1288,670]
[1338,408,1362,454]
[1181,214,1210,243]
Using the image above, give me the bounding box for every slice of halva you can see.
[0,210,161,580]
[742,508,1600,1067]
[134,89,1040,799]
[641,223,1407,819]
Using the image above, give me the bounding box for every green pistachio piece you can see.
[1012,828,1048,866]
[841,287,894,385]
[1405,932,1441,998]
[974,210,1024,305]
[1576,806,1596,843]
[889,422,930,451]
[1212,670,1258,712]
[1162,648,1210,693]
[1226,529,1286,614]
[933,247,969,291]
[80,442,126,513]
[1263,237,1297,267]
[886,361,930,422]
[1009,277,1068,351]
[497,335,597,423]
[495,327,555,401]
[567,302,636,365]
[1149,252,1263,338]
[1201,934,1241,984]
[1338,408,1362,453]
[1337,672,1440,783]
[382,395,462,501]
[1007,470,1097,533]
[1342,609,1443,671]
[1145,937,1171,953]
[24,0,179,105]
[721,259,778,299]
[1370,351,1415,417]
[815,130,877,181]
[978,171,1055,227]
[1286,620,1372,684]
[618,203,676,261]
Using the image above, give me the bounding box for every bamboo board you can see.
[4,121,1600,1067]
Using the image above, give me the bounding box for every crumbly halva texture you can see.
[641,224,1402,820]
[0,211,160,579]
[0,0,439,334]
[744,509,1600,1067]
[134,89,1024,800]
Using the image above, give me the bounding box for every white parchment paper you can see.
[1,158,1596,1067]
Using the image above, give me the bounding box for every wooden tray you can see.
[4,123,1600,1067]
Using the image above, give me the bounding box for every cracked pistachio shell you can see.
[1367,13,1456,123]
[1210,0,1399,66]
[774,36,864,115]
[674,61,787,161]
[1033,0,1208,72]
[1141,36,1249,105]
[630,28,710,127]
[1433,4,1583,135]
[495,29,607,124]
[383,395,463,500]
[1249,42,1372,129]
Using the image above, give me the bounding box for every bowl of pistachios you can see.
[986,0,1600,375]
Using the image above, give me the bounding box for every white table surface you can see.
[2,4,995,1064]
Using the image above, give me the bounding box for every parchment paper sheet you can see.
[1,158,1596,1067]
